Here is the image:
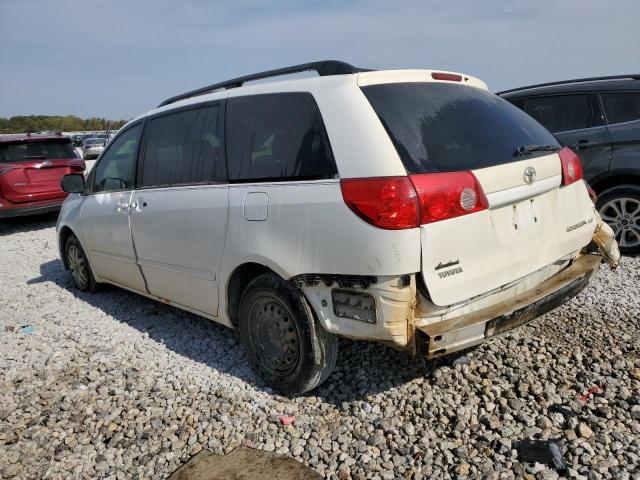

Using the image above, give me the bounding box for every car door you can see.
[600,91,640,171]
[523,94,612,181]
[80,122,147,292]
[129,103,228,316]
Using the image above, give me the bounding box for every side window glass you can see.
[93,124,142,193]
[523,95,602,133]
[226,92,337,181]
[602,92,640,125]
[140,105,224,188]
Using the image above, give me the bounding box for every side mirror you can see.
[61,173,85,194]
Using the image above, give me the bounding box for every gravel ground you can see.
[1,214,639,480]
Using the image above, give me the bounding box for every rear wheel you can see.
[238,273,338,395]
[65,235,99,292]
[596,185,640,256]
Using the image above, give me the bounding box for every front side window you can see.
[226,92,337,181]
[523,94,603,133]
[92,124,142,193]
[602,92,640,124]
[140,104,224,188]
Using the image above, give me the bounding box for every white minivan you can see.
[57,61,619,394]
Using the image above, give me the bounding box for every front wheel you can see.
[238,274,338,395]
[596,185,640,256]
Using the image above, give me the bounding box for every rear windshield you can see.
[362,82,560,173]
[0,139,78,163]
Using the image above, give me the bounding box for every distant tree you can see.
[0,115,128,134]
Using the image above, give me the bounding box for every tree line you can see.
[0,115,128,134]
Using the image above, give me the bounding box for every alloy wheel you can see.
[599,197,640,248]
[67,243,89,289]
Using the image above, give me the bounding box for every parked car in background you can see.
[499,75,640,255]
[57,61,618,394]
[82,138,106,160]
[0,133,85,218]
[71,134,84,147]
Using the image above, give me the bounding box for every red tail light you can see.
[431,72,462,82]
[340,177,419,229]
[559,147,584,186]
[70,160,86,172]
[340,171,488,229]
[410,171,488,224]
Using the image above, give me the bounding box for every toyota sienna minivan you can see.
[57,61,619,394]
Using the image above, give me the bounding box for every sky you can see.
[1,0,639,120]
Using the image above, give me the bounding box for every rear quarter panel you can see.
[220,179,421,280]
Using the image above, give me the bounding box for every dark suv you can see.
[499,75,640,255]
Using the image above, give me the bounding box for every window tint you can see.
[226,93,337,181]
[362,82,560,174]
[602,92,640,124]
[140,105,224,188]
[0,139,78,163]
[523,95,603,133]
[93,124,142,192]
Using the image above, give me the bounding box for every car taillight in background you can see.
[70,160,86,172]
[340,171,488,229]
[559,147,584,186]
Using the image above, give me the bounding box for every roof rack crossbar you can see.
[158,60,370,107]
[497,74,640,95]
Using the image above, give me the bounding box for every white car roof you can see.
[128,68,488,125]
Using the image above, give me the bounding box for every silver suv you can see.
[57,61,619,394]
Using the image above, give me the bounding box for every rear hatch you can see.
[0,138,84,203]
[362,81,597,306]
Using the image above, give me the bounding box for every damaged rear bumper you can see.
[416,254,602,358]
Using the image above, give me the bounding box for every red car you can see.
[0,134,85,218]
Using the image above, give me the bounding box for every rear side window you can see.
[226,93,337,182]
[0,139,78,163]
[362,83,560,174]
[523,94,603,133]
[602,92,640,124]
[140,105,224,188]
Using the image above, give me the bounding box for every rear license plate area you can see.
[512,198,540,233]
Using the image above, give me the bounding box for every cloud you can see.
[1,0,639,118]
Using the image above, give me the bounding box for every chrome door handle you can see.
[116,201,129,211]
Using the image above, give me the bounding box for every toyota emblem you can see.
[523,166,536,185]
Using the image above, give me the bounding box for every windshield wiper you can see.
[513,145,560,157]
[21,155,47,160]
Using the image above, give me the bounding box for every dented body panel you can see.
[301,274,416,348]
[417,253,602,357]
[295,209,617,356]
[421,170,598,306]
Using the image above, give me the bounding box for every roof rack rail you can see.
[497,74,640,95]
[158,60,370,107]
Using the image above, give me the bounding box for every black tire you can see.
[596,184,640,256]
[238,273,338,395]
[65,235,100,292]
